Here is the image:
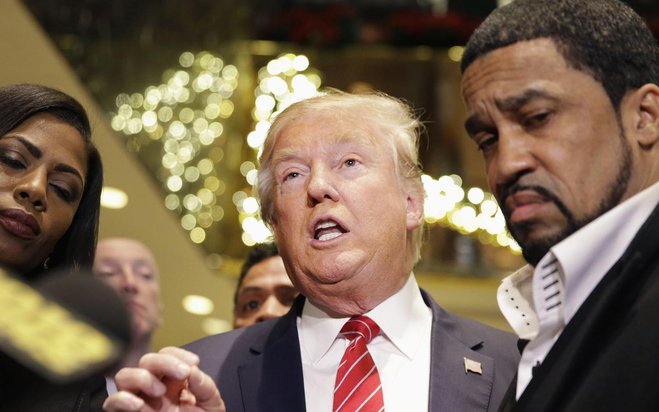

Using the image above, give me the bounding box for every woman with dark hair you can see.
[0,84,115,411]
[0,83,102,280]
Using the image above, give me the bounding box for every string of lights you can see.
[110,50,520,258]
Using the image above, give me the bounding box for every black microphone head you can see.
[0,266,132,384]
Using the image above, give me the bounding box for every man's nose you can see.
[120,269,138,294]
[307,165,339,206]
[493,128,537,189]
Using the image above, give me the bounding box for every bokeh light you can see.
[113,50,520,263]
[110,50,237,249]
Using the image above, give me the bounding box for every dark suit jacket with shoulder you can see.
[186,289,519,412]
[499,201,659,412]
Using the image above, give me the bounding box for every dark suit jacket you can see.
[499,201,659,412]
[186,289,519,412]
[0,367,106,412]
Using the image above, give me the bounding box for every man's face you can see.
[233,255,298,328]
[93,238,163,340]
[462,39,636,265]
[268,114,423,316]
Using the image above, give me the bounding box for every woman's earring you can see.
[42,257,50,270]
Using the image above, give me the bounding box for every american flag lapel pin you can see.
[464,357,482,375]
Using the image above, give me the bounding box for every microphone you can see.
[0,265,132,384]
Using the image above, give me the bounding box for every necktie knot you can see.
[340,316,380,344]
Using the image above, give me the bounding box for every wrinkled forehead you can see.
[271,113,388,158]
[281,125,379,151]
[461,39,570,106]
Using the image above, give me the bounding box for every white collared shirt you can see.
[298,273,433,412]
[105,375,117,395]
[498,181,659,399]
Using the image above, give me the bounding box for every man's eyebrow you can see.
[133,260,157,272]
[495,88,557,112]
[271,147,301,167]
[274,284,298,292]
[336,132,376,147]
[464,89,557,136]
[13,135,84,183]
[237,286,265,295]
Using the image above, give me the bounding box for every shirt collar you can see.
[497,264,538,340]
[299,273,431,364]
[554,181,659,322]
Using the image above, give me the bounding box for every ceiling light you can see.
[100,186,128,209]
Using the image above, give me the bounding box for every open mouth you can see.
[313,220,347,241]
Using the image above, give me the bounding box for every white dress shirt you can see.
[298,273,433,412]
[105,375,117,395]
[498,181,659,399]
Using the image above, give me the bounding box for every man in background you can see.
[92,237,163,399]
[233,242,298,328]
[460,0,659,410]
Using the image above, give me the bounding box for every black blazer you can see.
[0,369,106,412]
[186,288,520,412]
[499,201,659,411]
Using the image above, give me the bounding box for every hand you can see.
[103,346,225,412]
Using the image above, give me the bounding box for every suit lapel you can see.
[237,296,307,412]
[496,373,518,412]
[423,290,496,412]
[89,377,109,411]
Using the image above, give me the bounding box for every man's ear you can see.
[405,186,425,231]
[626,83,659,149]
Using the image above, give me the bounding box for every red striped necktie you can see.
[333,316,385,412]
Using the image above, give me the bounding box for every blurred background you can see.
[4,0,658,349]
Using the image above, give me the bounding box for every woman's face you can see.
[0,113,87,274]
